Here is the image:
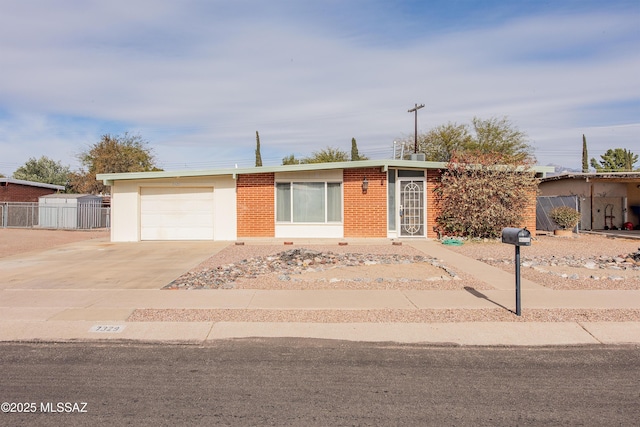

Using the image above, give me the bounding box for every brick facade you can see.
[233,167,537,239]
[425,169,442,239]
[522,188,538,235]
[343,168,387,238]
[236,173,275,237]
[0,182,60,202]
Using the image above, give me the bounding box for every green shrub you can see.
[550,206,581,229]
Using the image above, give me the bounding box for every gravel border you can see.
[129,308,640,323]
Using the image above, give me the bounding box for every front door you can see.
[399,179,425,237]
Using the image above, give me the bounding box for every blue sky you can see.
[1,0,638,175]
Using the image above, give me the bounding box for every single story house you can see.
[0,178,65,202]
[97,160,552,242]
[538,172,640,230]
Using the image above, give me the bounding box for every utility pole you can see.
[407,103,425,153]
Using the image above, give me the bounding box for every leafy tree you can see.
[282,146,350,165]
[400,116,534,163]
[590,148,638,172]
[69,132,160,194]
[350,138,368,161]
[469,116,533,163]
[303,146,349,164]
[13,156,71,187]
[434,152,538,239]
[282,154,303,165]
[417,122,473,162]
[255,131,263,167]
[582,134,589,173]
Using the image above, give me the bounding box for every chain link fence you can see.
[1,202,110,229]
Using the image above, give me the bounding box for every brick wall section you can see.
[0,183,59,202]
[343,168,387,238]
[236,173,275,237]
[523,188,538,235]
[425,169,442,239]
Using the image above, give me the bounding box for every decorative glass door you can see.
[399,180,424,237]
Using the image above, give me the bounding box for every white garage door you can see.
[140,187,214,240]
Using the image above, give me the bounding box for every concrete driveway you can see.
[0,238,230,290]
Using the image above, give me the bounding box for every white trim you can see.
[275,223,343,238]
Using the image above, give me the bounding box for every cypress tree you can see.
[582,134,589,173]
[351,137,360,161]
[255,131,263,167]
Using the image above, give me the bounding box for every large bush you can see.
[434,152,538,239]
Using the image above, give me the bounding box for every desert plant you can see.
[550,206,581,230]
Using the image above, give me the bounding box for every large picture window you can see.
[276,182,342,223]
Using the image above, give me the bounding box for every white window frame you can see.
[275,181,343,224]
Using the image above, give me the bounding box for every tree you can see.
[434,152,538,239]
[282,146,350,165]
[469,116,534,163]
[69,133,159,194]
[255,131,263,167]
[350,138,368,161]
[418,122,474,162]
[590,148,638,172]
[401,116,534,163]
[12,156,71,187]
[582,135,589,173]
[303,146,349,164]
[282,154,302,165]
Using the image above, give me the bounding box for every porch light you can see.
[362,177,369,193]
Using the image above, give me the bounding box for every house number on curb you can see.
[89,325,125,333]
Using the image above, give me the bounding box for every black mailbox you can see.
[501,227,531,246]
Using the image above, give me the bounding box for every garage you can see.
[140,187,214,240]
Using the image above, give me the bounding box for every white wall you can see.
[109,175,237,242]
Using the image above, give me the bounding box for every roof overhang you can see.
[0,178,65,191]
[96,160,448,185]
[96,160,555,185]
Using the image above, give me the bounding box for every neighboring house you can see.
[0,178,64,202]
[538,172,640,230]
[97,160,552,242]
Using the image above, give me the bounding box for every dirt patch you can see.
[0,228,109,258]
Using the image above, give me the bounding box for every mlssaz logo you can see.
[40,402,88,413]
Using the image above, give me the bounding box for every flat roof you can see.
[0,178,65,191]
[97,160,554,184]
[40,193,101,199]
[541,172,640,183]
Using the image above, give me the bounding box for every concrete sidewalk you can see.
[0,237,639,346]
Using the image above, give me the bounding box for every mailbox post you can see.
[501,227,532,316]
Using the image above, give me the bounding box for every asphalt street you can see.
[1,339,638,426]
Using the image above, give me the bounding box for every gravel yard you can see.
[165,234,640,291]
[165,244,491,291]
[446,234,640,290]
[129,308,640,323]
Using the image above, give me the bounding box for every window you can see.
[276,182,342,223]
